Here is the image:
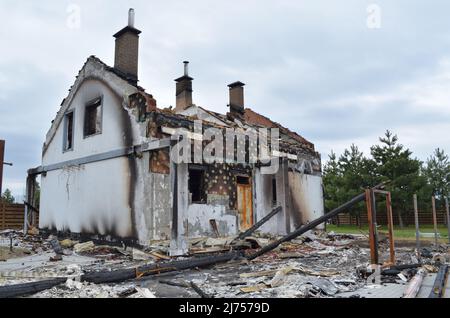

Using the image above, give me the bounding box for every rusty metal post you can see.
[413,194,421,261]
[445,197,450,245]
[386,192,396,264]
[432,196,439,247]
[365,189,379,264]
[0,140,4,198]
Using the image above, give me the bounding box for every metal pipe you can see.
[386,192,396,264]
[128,8,135,28]
[183,61,189,76]
[413,194,421,261]
[431,196,439,247]
[445,197,450,245]
[0,140,4,197]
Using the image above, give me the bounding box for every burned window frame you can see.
[272,176,277,207]
[63,110,75,152]
[188,165,207,204]
[83,97,103,138]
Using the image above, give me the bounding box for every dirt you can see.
[0,246,31,261]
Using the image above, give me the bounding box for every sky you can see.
[0,0,449,199]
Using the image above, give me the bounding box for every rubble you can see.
[0,227,448,298]
[73,242,95,254]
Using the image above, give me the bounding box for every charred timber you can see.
[429,265,449,298]
[81,252,242,284]
[0,278,67,298]
[236,207,282,241]
[247,183,386,260]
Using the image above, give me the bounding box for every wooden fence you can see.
[0,202,26,230]
[334,209,448,227]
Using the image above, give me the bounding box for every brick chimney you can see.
[228,81,245,115]
[113,9,141,83]
[174,61,194,112]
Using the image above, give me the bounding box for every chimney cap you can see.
[114,9,141,38]
[175,61,193,82]
[228,81,245,88]
[113,26,142,38]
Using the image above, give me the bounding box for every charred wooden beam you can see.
[247,183,386,261]
[23,201,39,215]
[190,281,212,299]
[429,265,449,299]
[0,253,241,298]
[236,206,282,241]
[382,263,423,276]
[0,278,67,298]
[81,252,242,285]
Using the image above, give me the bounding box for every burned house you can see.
[27,9,324,256]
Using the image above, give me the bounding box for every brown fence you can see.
[334,209,448,227]
[0,202,25,230]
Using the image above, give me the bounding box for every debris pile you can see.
[0,228,448,298]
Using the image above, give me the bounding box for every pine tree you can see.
[423,148,450,198]
[370,130,424,228]
[1,189,15,204]
[323,151,342,213]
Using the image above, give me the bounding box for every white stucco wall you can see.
[42,80,132,165]
[40,158,133,237]
[254,169,279,235]
[40,66,142,240]
[289,173,325,230]
[187,204,238,238]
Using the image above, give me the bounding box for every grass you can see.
[327,224,449,242]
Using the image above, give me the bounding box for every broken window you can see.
[84,98,102,137]
[189,168,206,204]
[237,176,250,185]
[63,111,74,151]
[272,177,277,207]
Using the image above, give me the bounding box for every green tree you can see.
[33,182,40,209]
[338,145,377,222]
[370,130,424,228]
[323,151,342,213]
[423,148,450,203]
[323,145,377,226]
[1,189,15,204]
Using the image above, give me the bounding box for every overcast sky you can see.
[1,0,449,199]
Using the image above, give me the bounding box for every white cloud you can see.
[1,1,450,197]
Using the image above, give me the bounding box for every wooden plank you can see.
[0,203,25,230]
[4,222,23,226]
